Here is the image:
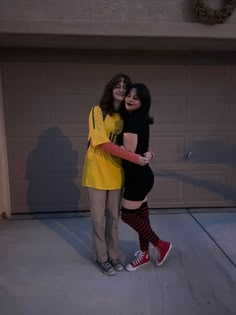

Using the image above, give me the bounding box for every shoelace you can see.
[102,261,113,271]
[150,245,161,261]
[156,248,161,261]
[132,250,146,265]
[110,259,120,265]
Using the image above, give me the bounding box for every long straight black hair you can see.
[99,73,131,114]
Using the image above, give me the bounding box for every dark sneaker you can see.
[96,260,117,276]
[125,250,150,272]
[109,259,124,272]
[156,240,172,266]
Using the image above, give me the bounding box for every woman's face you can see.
[125,88,141,112]
[112,79,127,108]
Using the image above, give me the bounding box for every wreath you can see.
[193,0,236,24]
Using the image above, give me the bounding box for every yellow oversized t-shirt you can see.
[82,105,124,190]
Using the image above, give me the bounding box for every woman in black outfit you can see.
[121,83,172,271]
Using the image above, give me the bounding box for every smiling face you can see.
[112,78,127,109]
[125,88,142,112]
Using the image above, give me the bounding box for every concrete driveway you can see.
[0,210,236,315]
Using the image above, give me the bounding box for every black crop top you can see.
[123,111,149,156]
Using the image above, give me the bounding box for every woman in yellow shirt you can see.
[82,74,151,276]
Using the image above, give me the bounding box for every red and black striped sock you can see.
[138,202,150,252]
[121,204,160,248]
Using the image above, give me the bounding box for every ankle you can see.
[157,239,169,246]
[154,240,161,248]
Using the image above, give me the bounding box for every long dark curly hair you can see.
[99,73,131,114]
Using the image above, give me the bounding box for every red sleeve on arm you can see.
[101,142,140,164]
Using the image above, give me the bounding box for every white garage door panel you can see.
[7,137,87,176]
[228,136,236,165]
[148,176,184,208]
[3,60,236,213]
[227,171,236,193]
[52,94,96,123]
[7,138,35,179]
[137,66,188,96]
[186,96,230,131]
[186,66,231,96]
[9,180,28,212]
[185,134,230,170]
[183,170,236,207]
[150,136,185,164]
[152,96,186,130]
[10,178,82,212]
[183,173,227,203]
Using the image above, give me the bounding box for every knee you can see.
[121,207,134,223]
[106,208,119,222]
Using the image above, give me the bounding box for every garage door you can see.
[2,55,236,213]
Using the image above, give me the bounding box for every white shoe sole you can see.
[156,243,172,267]
[114,266,124,272]
[102,270,117,276]
[125,260,150,272]
[96,262,117,276]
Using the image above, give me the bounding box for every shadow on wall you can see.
[185,140,236,166]
[26,128,94,262]
[158,139,236,204]
[26,127,79,212]
[158,170,236,204]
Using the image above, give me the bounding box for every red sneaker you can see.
[156,240,172,266]
[125,250,150,272]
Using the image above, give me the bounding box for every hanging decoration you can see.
[193,0,236,24]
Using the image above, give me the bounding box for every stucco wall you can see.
[0,0,235,23]
[0,0,193,22]
[0,0,236,39]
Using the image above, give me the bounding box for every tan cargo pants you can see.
[88,188,121,263]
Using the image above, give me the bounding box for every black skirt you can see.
[123,164,154,201]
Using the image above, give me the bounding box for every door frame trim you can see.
[0,64,11,217]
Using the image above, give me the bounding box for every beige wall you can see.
[0,0,236,40]
[0,0,235,24]
[0,65,11,217]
